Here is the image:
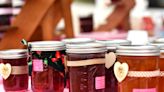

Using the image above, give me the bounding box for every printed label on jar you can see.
[133,88,156,92]
[95,76,105,89]
[33,59,43,72]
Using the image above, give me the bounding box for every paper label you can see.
[33,59,43,72]
[133,88,156,92]
[95,76,105,89]
[63,88,69,92]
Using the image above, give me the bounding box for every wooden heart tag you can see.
[114,61,129,82]
[0,63,11,80]
[105,52,116,69]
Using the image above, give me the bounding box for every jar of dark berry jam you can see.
[0,49,28,92]
[62,38,95,44]
[29,41,66,92]
[66,42,107,92]
[116,45,159,92]
[98,40,131,92]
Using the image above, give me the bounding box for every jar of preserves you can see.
[0,49,28,91]
[98,40,131,92]
[29,41,66,92]
[66,42,107,92]
[116,45,159,92]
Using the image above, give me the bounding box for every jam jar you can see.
[98,40,131,92]
[62,38,95,44]
[29,41,66,92]
[116,45,159,92]
[0,49,28,92]
[66,42,107,92]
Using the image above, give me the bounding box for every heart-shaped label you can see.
[114,61,129,82]
[0,63,11,80]
[105,52,116,69]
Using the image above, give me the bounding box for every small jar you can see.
[29,41,66,92]
[116,45,159,92]
[0,49,28,91]
[62,38,95,44]
[66,42,107,92]
[98,40,131,92]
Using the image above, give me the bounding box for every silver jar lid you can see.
[97,40,131,50]
[153,38,164,43]
[116,45,160,56]
[66,42,107,53]
[28,41,65,51]
[62,38,95,44]
[0,49,27,59]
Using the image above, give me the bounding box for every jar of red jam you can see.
[29,41,66,92]
[0,49,28,92]
[116,45,159,92]
[62,38,95,44]
[98,40,131,92]
[66,42,107,92]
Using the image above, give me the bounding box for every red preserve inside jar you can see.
[29,41,66,92]
[97,40,131,92]
[116,45,159,92]
[66,42,107,92]
[0,49,28,91]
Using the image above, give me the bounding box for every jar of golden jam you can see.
[66,42,107,92]
[0,49,28,92]
[116,45,159,92]
[29,41,66,92]
[151,39,164,92]
[62,38,95,44]
[98,40,131,92]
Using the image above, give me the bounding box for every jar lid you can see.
[62,38,95,44]
[28,41,65,51]
[97,40,131,50]
[116,45,160,56]
[0,49,27,59]
[153,38,164,43]
[66,42,107,53]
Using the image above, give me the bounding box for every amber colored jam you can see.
[31,51,65,92]
[0,58,28,91]
[159,53,164,92]
[117,56,159,92]
[67,53,105,92]
[105,49,117,92]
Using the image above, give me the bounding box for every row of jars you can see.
[1,38,164,92]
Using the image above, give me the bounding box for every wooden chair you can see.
[95,0,135,31]
[0,0,74,50]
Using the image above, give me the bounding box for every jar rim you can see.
[62,38,95,44]
[28,41,65,51]
[116,45,160,56]
[97,40,131,50]
[0,49,27,59]
[66,42,107,53]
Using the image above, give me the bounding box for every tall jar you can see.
[66,42,107,92]
[98,40,131,92]
[0,49,28,91]
[29,41,66,92]
[116,45,159,92]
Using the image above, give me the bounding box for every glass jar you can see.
[29,41,66,92]
[0,49,28,91]
[116,45,159,92]
[62,38,95,44]
[98,40,131,92]
[66,42,107,92]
